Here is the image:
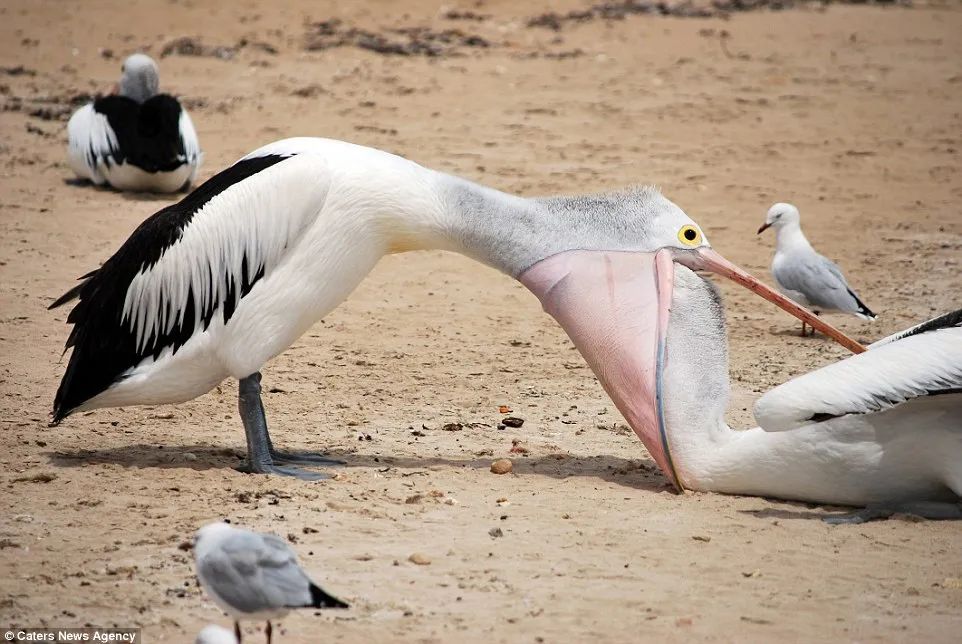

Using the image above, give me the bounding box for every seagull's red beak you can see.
[520,247,866,491]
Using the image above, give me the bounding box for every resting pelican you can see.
[523,246,960,522]
[67,53,202,192]
[49,138,861,479]
[757,202,876,336]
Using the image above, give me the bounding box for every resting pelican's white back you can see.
[659,271,961,506]
[754,321,962,432]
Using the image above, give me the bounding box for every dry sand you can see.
[1,0,961,641]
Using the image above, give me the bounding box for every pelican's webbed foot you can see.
[268,450,345,467]
[236,372,338,481]
[824,501,962,525]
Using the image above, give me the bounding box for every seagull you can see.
[194,522,348,644]
[67,53,202,192]
[757,202,876,336]
[49,137,863,481]
[538,245,960,521]
[196,625,239,644]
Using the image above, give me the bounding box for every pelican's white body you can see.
[67,54,201,193]
[664,270,961,506]
[81,139,456,411]
[67,103,200,191]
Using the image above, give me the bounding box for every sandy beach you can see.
[1,0,960,641]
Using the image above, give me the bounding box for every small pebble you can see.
[408,552,431,566]
[488,527,504,538]
[692,535,711,543]
[502,417,524,428]
[490,459,512,475]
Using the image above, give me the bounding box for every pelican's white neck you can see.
[386,168,689,278]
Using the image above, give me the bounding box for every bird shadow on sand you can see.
[62,177,182,203]
[46,443,674,493]
[738,505,841,521]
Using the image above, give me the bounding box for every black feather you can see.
[891,308,962,343]
[847,288,876,319]
[92,94,190,173]
[51,154,291,422]
[307,583,349,609]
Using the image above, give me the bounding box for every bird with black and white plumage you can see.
[194,521,348,644]
[48,138,864,481]
[757,202,876,336]
[67,53,202,192]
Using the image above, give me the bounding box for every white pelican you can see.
[49,137,861,479]
[523,246,960,522]
[67,53,202,192]
[195,522,348,643]
[758,202,876,336]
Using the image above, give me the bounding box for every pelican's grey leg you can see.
[236,372,332,480]
[234,621,242,644]
[824,501,962,525]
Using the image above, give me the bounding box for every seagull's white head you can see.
[194,521,233,555]
[757,202,800,234]
[118,53,160,103]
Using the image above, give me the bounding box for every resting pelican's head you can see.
[519,193,864,489]
[118,53,160,103]
[757,202,800,234]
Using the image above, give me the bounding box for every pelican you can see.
[49,137,862,479]
[757,203,876,336]
[67,53,202,192]
[524,245,960,522]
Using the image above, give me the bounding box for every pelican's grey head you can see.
[757,202,800,234]
[518,192,865,490]
[118,53,160,103]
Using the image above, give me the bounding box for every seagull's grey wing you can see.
[773,254,862,313]
[199,532,313,614]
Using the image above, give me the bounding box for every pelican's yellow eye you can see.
[678,225,702,246]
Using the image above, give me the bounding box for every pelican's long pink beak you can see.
[519,247,866,491]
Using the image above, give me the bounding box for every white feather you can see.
[67,103,118,184]
[754,325,962,431]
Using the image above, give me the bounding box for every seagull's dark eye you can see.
[678,225,702,246]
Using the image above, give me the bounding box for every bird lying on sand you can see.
[67,53,202,192]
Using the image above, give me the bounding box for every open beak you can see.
[757,222,771,234]
[519,247,866,491]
